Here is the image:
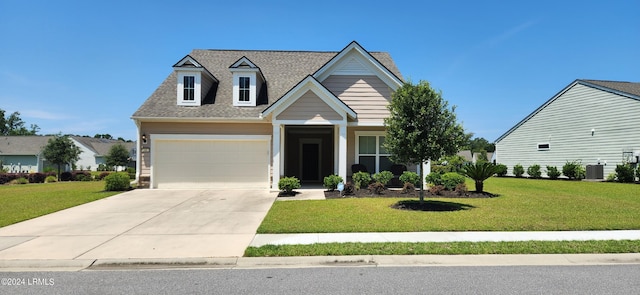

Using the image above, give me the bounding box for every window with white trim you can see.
[176,72,201,105]
[356,133,392,173]
[239,77,250,102]
[183,76,195,101]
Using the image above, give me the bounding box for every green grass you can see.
[258,178,640,233]
[245,240,640,257]
[0,181,121,227]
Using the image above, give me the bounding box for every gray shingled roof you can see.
[132,47,402,119]
[72,137,136,156]
[0,136,52,155]
[0,136,135,157]
[581,79,640,98]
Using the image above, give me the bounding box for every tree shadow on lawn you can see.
[391,200,476,212]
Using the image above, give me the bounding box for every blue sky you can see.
[1,0,638,142]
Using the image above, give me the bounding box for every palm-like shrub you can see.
[461,162,498,192]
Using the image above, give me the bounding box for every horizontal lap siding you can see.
[323,75,391,121]
[276,90,342,121]
[496,84,640,177]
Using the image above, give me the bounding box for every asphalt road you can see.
[2,265,640,294]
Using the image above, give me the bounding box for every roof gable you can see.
[495,79,640,143]
[261,75,356,122]
[313,41,403,90]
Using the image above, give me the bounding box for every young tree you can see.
[105,144,130,171]
[384,81,466,203]
[42,134,82,180]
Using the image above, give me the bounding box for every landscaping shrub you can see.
[104,172,131,191]
[352,171,371,190]
[527,164,542,179]
[97,172,111,180]
[341,182,355,196]
[126,167,136,180]
[441,172,466,191]
[606,173,617,182]
[615,164,635,183]
[399,171,420,187]
[323,174,343,191]
[14,177,29,184]
[60,171,73,181]
[455,183,468,195]
[425,172,443,186]
[461,162,497,192]
[546,166,561,180]
[27,173,47,184]
[513,164,524,178]
[429,184,445,195]
[562,160,585,180]
[367,182,385,195]
[495,164,508,177]
[636,167,640,182]
[278,176,300,194]
[0,173,26,185]
[73,171,92,181]
[401,182,416,194]
[45,175,57,183]
[372,170,393,186]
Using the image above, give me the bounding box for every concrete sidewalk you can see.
[250,230,640,247]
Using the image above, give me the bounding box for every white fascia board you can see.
[131,116,267,123]
[348,120,386,127]
[150,134,271,142]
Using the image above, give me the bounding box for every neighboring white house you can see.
[0,136,136,172]
[494,79,640,178]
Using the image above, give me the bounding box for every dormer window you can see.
[173,55,218,107]
[230,56,265,107]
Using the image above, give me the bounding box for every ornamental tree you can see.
[105,144,130,171]
[384,81,466,203]
[42,134,82,180]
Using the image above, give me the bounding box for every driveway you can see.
[0,189,276,260]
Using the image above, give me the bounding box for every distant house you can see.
[0,136,136,172]
[0,136,50,173]
[494,79,640,178]
[131,41,424,190]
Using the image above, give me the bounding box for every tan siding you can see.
[495,83,640,177]
[139,122,271,176]
[276,90,343,121]
[323,75,392,121]
[346,126,417,176]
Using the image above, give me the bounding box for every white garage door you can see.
[153,137,270,189]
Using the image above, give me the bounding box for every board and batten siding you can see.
[322,75,391,123]
[495,83,640,178]
[276,90,343,121]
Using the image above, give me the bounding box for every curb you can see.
[2,254,640,271]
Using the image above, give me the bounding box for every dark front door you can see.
[301,143,320,182]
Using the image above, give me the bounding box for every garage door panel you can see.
[153,139,269,189]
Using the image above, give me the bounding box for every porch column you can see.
[272,123,281,190]
[338,123,347,183]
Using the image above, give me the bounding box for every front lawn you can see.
[258,178,640,233]
[0,181,120,227]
